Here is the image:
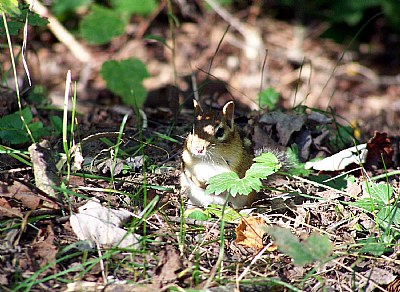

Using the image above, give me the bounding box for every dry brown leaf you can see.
[28,225,58,271]
[366,131,394,169]
[236,217,267,250]
[266,243,278,252]
[152,245,183,288]
[0,180,40,210]
[0,197,23,218]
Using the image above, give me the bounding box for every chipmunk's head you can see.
[185,99,237,157]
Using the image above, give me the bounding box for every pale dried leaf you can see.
[70,200,140,248]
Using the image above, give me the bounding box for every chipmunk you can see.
[181,99,289,209]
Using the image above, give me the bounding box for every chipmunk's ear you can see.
[193,99,202,117]
[222,101,235,129]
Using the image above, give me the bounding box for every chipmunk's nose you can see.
[191,146,206,156]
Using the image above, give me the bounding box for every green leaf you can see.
[111,0,157,16]
[363,182,393,205]
[205,171,261,197]
[50,116,63,135]
[205,204,242,222]
[246,152,281,178]
[253,151,280,165]
[52,0,92,15]
[285,145,310,176]
[0,20,23,35]
[0,108,50,145]
[330,124,354,151]
[377,206,400,228]
[0,0,20,16]
[23,9,49,26]
[309,174,348,190]
[382,0,400,31]
[245,163,276,179]
[100,58,150,107]
[80,5,125,45]
[265,226,332,266]
[357,237,388,256]
[258,87,280,110]
[205,171,239,195]
[349,198,382,212]
[185,208,210,221]
[229,175,262,196]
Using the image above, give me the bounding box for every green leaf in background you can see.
[0,108,32,144]
[52,0,92,15]
[382,0,400,31]
[50,115,63,135]
[0,20,23,35]
[247,152,280,177]
[100,58,150,108]
[80,4,125,45]
[309,174,348,190]
[265,226,332,266]
[331,124,354,151]
[0,108,52,145]
[111,0,157,16]
[357,237,388,256]
[258,87,280,110]
[21,9,49,26]
[29,121,50,140]
[330,0,380,26]
[0,0,20,16]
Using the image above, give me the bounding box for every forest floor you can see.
[1,3,400,291]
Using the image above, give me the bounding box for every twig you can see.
[27,0,91,63]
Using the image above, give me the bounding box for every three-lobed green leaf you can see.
[205,152,281,197]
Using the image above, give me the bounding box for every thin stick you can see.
[27,0,91,63]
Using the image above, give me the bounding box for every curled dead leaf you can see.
[236,216,267,250]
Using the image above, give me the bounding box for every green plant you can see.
[79,1,157,45]
[258,87,280,110]
[100,58,150,108]
[266,226,332,266]
[53,0,157,108]
[205,151,298,198]
[0,108,50,145]
[185,204,244,221]
[349,180,400,248]
[277,0,400,34]
[0,2,48,36]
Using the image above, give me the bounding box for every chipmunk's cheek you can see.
[182,149,192,163]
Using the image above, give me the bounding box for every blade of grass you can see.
[2,11,34,143]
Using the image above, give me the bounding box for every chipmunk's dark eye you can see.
[215,127,224,139]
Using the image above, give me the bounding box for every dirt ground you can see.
[1,2,400,291]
